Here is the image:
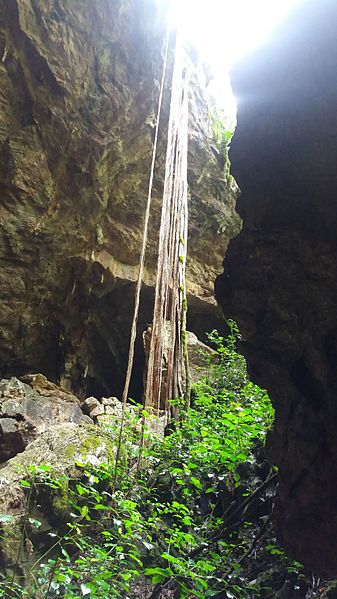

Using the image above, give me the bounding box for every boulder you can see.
[185,330,215,383]
[0,376,91,462]
[0,422,116,573]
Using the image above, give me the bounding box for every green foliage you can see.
[0,324,313,598]
[209,105,234,159]
[209,103,234,193]
[154,324,273,498]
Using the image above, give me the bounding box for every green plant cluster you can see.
[209,103,233,184]
[0,323,320,598]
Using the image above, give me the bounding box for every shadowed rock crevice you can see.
[216,0,337,575]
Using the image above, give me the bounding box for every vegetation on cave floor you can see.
[0,323,334,598]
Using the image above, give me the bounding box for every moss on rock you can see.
[0,422,117,571]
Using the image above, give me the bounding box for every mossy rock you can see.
[0,423,115,488]
[0,423,117,572]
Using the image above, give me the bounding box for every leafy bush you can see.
[0,323,316,598]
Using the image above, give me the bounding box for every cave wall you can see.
[0,0,240,398]
[216,0,337,575]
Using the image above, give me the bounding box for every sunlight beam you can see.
[168,0,308,119]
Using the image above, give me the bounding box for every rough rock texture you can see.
[83,393,136,423]
[216,0,337,575]
[0,372,184,572]
[185,331,214,384]
[0,325,213,465]
[0,0,239,399]
[0,375,89,461]
[0,422,116,571]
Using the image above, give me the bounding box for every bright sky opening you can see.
[169,0,307,120]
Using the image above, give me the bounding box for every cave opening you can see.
[168,0,307,115]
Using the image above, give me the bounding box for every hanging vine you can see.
[144,32,190,416]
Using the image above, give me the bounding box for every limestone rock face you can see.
[185,331,214,384]
[0,0,239,399]
[0,422,116,571]
[216,0,337,575]
[0,376,89,461]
